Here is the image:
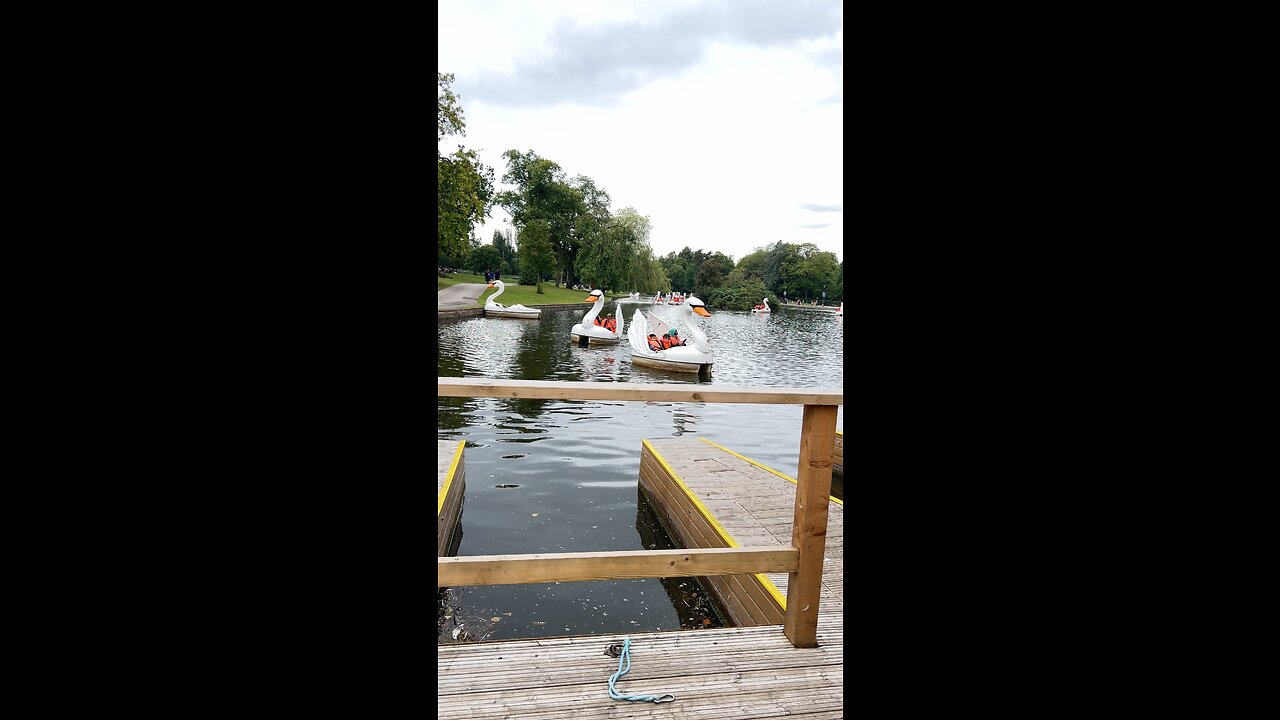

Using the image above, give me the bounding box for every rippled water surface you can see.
[438,301,844,643]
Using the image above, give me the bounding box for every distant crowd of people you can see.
[484,270,502,282]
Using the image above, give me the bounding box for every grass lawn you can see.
[437,272,486,291]
[476,281,626,308]
[436,272,627,307]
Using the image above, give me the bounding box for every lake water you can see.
[438,300,844,643]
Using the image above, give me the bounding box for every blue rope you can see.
[607,637,675,704]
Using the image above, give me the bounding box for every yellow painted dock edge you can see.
[698,437,844,506]
[641,439,788,612]
[438,440,465,515]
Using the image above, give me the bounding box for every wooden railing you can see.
[437,377,842,649]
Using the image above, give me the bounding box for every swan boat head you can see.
[571,289,623,343]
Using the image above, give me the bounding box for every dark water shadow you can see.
[634,486,728,629]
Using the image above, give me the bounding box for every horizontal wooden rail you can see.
[436,377,839,647]
[437,547,799,587]
[438,377,843,405]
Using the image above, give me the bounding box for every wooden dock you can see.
[642,438,843,632]
[437,379,843,718]
[438,440,465,557]
[438,437,843,718]
[437,624,843,718]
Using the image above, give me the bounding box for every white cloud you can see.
[439,0,842,263]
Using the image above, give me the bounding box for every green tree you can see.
[735,249,769,280]
[693,252,733,298]
[497,150,585,288]
[567,175,611,287]
[708,278,778,311]
[782,243,840,303]
[469,244,503,275]
[438,72,464,141]
[574,206,668,294]
[516,219,555,292]
[492,229,517,275]
[438,73,495,261]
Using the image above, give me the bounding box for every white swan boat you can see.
[628,295,714,377]
[484,280,541,319]
[570,289,624,346]
[751,297,771,314]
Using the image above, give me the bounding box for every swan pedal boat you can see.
[751,297,771,314]
[483,280,541,319]
[570,289,624,346]
[628,295,714,377]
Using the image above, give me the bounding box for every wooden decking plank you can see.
[438,436,844,718]
[437,439,456,495]
[438,440,465,557]
[437,642,843,694]
[647,438,843,597]
[638,451,784,626]
[437,666,844,719]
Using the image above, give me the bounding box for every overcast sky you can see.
[439,0,843,263]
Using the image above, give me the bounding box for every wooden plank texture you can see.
[438,440,465,558]
[435,384,844,715]
[438,624,842,718]
[438,377,842,405]
[437,547,798,586]
[832,431,844,478]
[638,443,787,626]
[645,437,843,640]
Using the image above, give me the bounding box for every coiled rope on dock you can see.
[606,637,675,704]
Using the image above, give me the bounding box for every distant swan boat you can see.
[484,280,541,319]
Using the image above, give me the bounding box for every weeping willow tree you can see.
[575,207,669,293]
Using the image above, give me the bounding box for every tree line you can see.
[439,73,842,308]
[438,73,665,294]
[659,242,842,310]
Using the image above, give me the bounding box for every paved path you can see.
[438,282,487,310]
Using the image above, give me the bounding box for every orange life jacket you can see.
[647,336,662,351]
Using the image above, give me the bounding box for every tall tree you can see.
[516,219,555,292]
[469,244,503,275]
[492,229,516,274]
[438,73,495,261]
[497,150,586,287]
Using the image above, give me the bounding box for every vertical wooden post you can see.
[784,403,837,648]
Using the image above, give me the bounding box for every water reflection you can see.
[438,302,842,643]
